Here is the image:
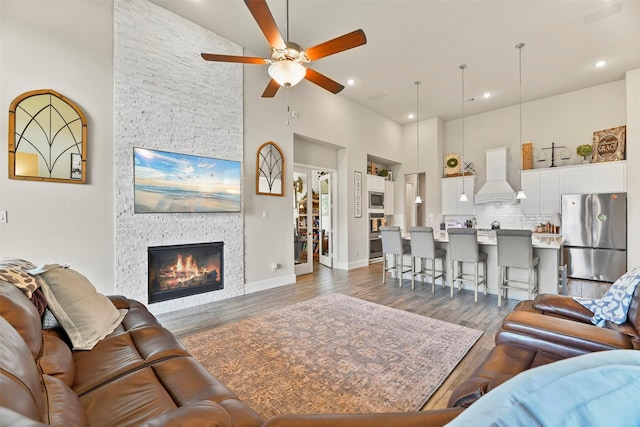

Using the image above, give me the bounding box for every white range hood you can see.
[475,147,517,204]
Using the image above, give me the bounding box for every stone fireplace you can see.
[147,242,224,304]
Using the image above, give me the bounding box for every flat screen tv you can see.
[134,147,241,213]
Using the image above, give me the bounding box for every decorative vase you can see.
[581,155,591,164]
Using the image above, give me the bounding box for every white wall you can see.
[242,63,403,290]
[0,0,115,294]
[626,69,640,268]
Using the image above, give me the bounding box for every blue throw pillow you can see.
[574,267,640,327]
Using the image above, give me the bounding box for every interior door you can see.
[319,173,333,267]
[294,170,313,275]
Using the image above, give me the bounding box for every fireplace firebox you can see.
[148,242,223,304]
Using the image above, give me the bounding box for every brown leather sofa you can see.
[0,280,263,427]
[448,288,640,409]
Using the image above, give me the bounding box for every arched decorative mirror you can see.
[9,89,87,183]
[256,141,284,196]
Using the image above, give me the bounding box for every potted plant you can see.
[378,169,390,179]
[576,144,593,163]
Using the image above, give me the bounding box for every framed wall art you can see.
[592,125,626,163]
[256,141,284,196]
[133,147,241,213]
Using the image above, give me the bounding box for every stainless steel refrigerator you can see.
[562,193,627,282]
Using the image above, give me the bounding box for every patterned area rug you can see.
[181,293,482,420]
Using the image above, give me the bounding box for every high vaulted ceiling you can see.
[151,0,640,124]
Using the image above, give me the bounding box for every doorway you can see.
[294,167,335,275]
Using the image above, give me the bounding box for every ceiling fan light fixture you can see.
[268,60,306,87]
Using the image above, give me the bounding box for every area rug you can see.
[181,293,483,420]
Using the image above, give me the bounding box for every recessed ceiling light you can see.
[595,60,608,68]
[408,113,415,119]
[347,79,355,85]
[483,92,491,99]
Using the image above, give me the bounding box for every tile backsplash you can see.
[445,203,556,231]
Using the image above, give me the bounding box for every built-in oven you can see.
[368,191,385,210]
[369,213,386,259]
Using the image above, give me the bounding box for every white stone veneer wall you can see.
[114,0,244,315]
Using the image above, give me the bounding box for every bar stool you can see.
[409,227,446,292]
[380,226,411,287]
[448,228,488,302]
[496,229,539,307]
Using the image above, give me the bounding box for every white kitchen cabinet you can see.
[442,176,476,215]
[588,161,626,193]
[539,169,560,214]
[520,169,559,215]
[522,161,626,215]
[520,171,540,215]
[384,181,395,215]
[558,167,589,195]
[367,174,386,192]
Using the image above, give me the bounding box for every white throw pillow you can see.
[30,264,126,350]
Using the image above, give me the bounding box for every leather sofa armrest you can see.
[533,294,594,323]
[501,311,633,353]
[261,408,465,427]
[108,295,130,310]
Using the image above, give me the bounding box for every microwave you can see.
[368,191,384,209]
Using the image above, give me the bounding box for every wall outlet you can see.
[0,210,7,223]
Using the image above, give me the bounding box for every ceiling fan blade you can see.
[305,68,344,94]
[304,29,367,61]
[244,0,286,50]
[201,53,267,64]
[262,79,281,98]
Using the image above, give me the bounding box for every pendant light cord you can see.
[459,64,467,197]
[415,81,421,172]
[517,43,524,148]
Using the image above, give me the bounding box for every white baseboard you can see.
[245,274,296,294]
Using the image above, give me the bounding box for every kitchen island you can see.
[396,230,564,301]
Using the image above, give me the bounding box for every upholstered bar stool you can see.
[380,226,411,287]
[409,227,446,292]
[496,229,539,307]
[448,228,488,302]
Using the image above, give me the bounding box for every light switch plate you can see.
[0,211,7,223]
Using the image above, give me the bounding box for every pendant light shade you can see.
[458,65,468,203]
[515,42,527,200]
[414,81,423,204]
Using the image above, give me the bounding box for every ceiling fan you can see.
[201,0,367,98]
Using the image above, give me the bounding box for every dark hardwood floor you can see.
[158,262,600,411]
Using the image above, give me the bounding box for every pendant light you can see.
[414,81,423,204]
[515,42,527,200]
[458,65,468,203]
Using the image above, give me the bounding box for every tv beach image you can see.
[134,148,241,213]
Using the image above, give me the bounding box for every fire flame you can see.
[160,254,210,287]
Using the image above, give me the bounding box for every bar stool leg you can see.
[498,265,503,307]
[483,259,487,296]
[411,256,416,290]
[450,259,455,298]
[382,254,387,284]
[474,262,479,303]
[431,258,436,294]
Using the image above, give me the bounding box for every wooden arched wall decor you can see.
[9,89,87,183]
[256,141,284,196]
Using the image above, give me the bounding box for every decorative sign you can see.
[354,171,362,218]
[592,125,625,163]
[444,153,461,176]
